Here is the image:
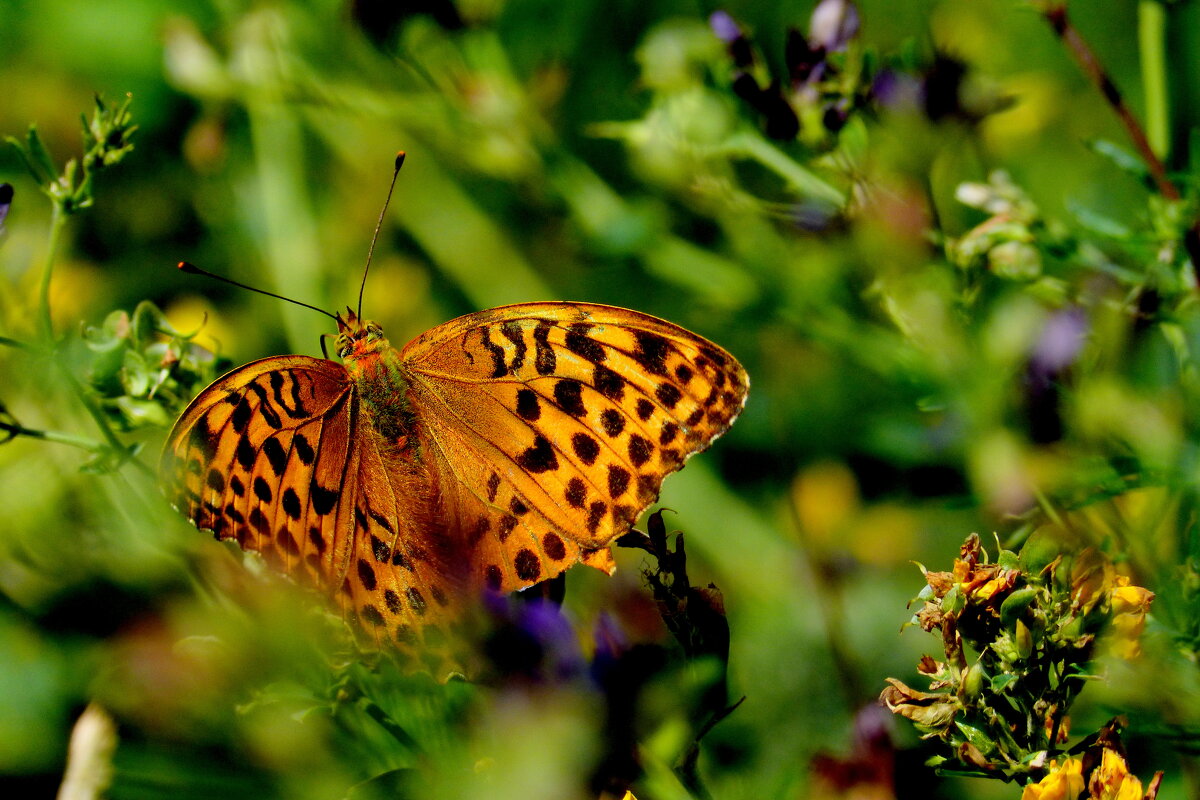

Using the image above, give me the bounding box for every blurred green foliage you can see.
[4,0,1200,798]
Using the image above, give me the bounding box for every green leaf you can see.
[1087,138,1151,185]
[989,673,1017,694]
[24,125,59,184]
[955,720,996,755]
[1068,201,1133,239]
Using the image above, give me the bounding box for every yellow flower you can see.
[1088,748,1144,800]
[1109,580,1154,660]
[1020,758,1084,800]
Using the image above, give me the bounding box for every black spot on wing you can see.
[554,380,586,417]
[357,559,377,591]
[600,409,625,438]
[190,413,218,461]
[309,527,326,554]
[263,437,287,476]
[533,321,556,375]
[660,421,679,445]
[656,382,683,409]
[628,435,653,467]
[586,501,607,534]
[542,532,567,560]
[500,322,526,373]
[565,477,587,508]
[593,365,624,401]
[236,435,256,470]
[699,345,728,367]
[514,549,541,581]
[247,381,282,428]
[311,480,338,515]
[282,488,302,519]
[565,323,606,362]
[270,370,308,419]
[633,331,670,376]
[635,399,654,421]
[607,464,631,498]
[516,389,541,421]
[486,472,501,502]
[253,476,273,502]
[516,435,558,473]
[231,396,253,433]
[294,433,315,465]
[483,328,507,378]
[498,514,518,541]
[384,589,402,613]
[407,587,427,616]
[368,508,395,535]
[572,432,600,465]
[371,534,389,562]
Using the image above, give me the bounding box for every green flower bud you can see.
[1000,587,1039,629]
[1015,618,1034,660]
[961,661,987,701]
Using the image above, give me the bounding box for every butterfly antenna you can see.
[358,151,406,320]
[176,261,339,322]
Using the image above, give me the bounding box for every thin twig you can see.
[1040,2,1200,279]
[0,418,106,451]
[1041,4,1176,200]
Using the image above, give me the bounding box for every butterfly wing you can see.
[162,356,462,663]
[400,302,749,593]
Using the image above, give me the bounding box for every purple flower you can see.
[809,0,860,53]
[709,10,742,43]
[1031,307,1088,377]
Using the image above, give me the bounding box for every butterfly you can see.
[162,302,747,666]
[160,163,747,667]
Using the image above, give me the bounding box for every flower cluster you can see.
[1020,720,1161,800]
[83,301,229,435]
[709,0,866,144]
[880,533,1154,782]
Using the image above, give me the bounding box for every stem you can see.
[39,203,65,343]
[0,336,34,350]
[1138,0,1170,159]
[720,132,846,207]
[0,419,106,451]
[31,198,145,473]
[56,365,150,474]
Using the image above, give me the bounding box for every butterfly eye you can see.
[335,334,352,358]
[366,322,383,339]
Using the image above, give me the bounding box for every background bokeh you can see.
[2,1,1199,798]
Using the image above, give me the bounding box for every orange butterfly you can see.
[161,159,748,666]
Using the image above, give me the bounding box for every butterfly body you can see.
[163,302,748,658]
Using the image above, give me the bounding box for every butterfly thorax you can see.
[336,314,415,447]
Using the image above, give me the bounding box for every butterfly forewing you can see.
[400,302,748,592]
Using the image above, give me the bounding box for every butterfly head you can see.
[335,308,390,361]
